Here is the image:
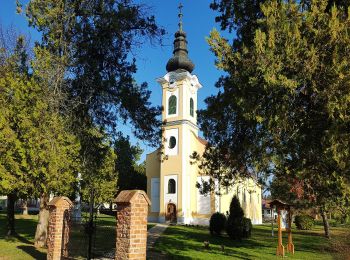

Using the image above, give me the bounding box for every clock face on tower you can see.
[169,76,176,88]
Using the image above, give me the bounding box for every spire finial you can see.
[166,2,195,73]
[178,2,183,31]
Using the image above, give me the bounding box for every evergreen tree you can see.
[79,126,117,205]
[18,0,164,246]
[0,63,80,238]
[198,0,350,238]
[226,196,244,239]
[0,29,80,240]
[114,134,147,192]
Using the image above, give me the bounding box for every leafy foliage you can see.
[209,212,227,236]
[24,0,164,145]
[295,215,315,230]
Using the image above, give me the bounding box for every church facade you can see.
[146,12,262,225]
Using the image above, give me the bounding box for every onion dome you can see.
[166,3,195,73]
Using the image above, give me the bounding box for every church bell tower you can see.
[156,3,202,223]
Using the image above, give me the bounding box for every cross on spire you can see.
[178,2,183,31]
[166,2,195,73]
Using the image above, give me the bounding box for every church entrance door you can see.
[166,203,177,223]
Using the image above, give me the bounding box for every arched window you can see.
[169,136,176,149]
[168,95,177,115]
[168,179,176,194]
[190,98,194,117]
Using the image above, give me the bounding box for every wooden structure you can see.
[269,200,294,257]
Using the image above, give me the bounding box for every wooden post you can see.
[271,206,274,237]
[287,209,294,254]
[276,209,285,257]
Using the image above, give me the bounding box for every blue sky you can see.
[0,0,232,161]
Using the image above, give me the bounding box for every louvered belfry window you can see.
[190,98,194,117]
[168,95,177,115]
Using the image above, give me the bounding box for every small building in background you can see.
[262,199,277,222]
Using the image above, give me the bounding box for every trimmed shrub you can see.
[242,217,252,238]
[226,196,253,240]
[226,217,243,240]
[294,215,314,230]
[209,212,227,235]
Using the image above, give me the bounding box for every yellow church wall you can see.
[189,131,198,218]
[219,179,262,224]
[146,149,161,219]
[151,121,263,224]
[159,124,184,218]
[188,130,211,219]
[220,189,233,215]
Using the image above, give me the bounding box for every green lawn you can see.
[153,224,350,260]
[1,213,349,260]
[0,213,46,260]
[0,212,157,259]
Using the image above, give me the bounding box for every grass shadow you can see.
[17,245,46,260]
[0,213,38,242]
[154,225,263,259]
[154,224,349,259]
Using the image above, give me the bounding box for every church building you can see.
[146,7,262,225]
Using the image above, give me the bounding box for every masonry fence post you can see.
[115,190,151,260]
[47,196,73,260]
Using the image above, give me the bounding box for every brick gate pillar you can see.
[47,196,73,260]
[115,190,151,260]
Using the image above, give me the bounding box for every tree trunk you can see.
[6,193,16,236]
[22,200,28,215]
[34,194,50,248]
[321,208,330,239]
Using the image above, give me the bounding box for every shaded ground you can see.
[0,213,155,259]
[0,213,46,260]
[152,223,350,260]
[1,213,349,260]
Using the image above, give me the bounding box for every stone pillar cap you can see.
[115,190,151,206]
[48,196,73,207]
